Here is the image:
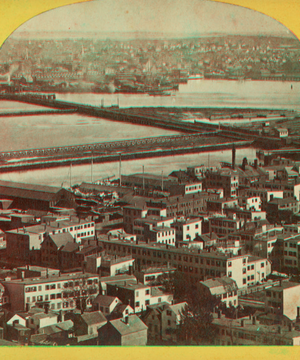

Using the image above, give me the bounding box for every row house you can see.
[209,214,244,237]
[223,207,266,222]
[99,237,271,289]
[144,226,176,247]
[272,234,300,273]
[40,232,100,270]
[6,219,95,264]
[212,313,300,346]
[205,169,239,198]
[265,281,300,320]
[142,302,187,343]
[243,187,283,210]
[171,217,202,242]
[106,282,173,313]
[198,276,238,307]
[164,192,220,217]
[248,179,300,201]
[266,197,300,222]
[1,272,99,312]
[206,198,238,214]
[237,196,262,211]
[133,216,174,242]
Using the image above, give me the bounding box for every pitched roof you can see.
[0,180,62,201]
[109,315,147,335]
[94,295,119,307]
[61,242,79,253]
[48,232,74,249]
[56,320,74,331]
[81,311,107,326]
[168,302,187,317]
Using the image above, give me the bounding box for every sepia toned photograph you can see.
[0,0,299,348]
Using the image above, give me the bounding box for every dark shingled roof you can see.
[81,311,107,326]
[0,180,63,201]
[94,295,119,307]
[61,242,79,253]
[48,232,74,249]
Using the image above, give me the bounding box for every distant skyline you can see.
[10,0,295,39]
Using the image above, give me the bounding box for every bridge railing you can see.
[0,132,220,160]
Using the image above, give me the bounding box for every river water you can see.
[0,79,299,186]
[0,147,257,187]
[56,79,300,110]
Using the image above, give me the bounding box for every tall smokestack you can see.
[232,143,236,170]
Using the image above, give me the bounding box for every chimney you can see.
[21,271,25,281]
[254,159,258,169]
[232,143,236,170]
[252,316,256,325]
[241,319,244,327]
[218,310,221,319]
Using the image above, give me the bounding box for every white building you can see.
[171,217,202,242]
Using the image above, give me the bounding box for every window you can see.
[145,300,150,306]
[228,262,232,267]
[50,294,56,300]
[38,286,42,291]
[166,310,172,316]
[136,291,139,297]
[135,302,140,308]
[146,289,150,295]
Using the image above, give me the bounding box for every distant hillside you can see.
[11,30,297,41]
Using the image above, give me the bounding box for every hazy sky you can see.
[12,0,293,37]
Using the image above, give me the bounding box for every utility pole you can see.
[70,162,72,188]
[119,154,122,187]
[91,152,93,183]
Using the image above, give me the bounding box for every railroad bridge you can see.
[0,132,221,160]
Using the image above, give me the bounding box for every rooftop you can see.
[108,314,147,335]
[2,271,98,285]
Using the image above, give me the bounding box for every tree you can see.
[160,270,220,345]
[177,291,219,345]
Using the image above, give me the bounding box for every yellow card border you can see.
[0,0,300,358]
